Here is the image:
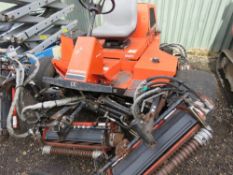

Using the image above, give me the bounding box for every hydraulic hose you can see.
[24,53,40,85]
[17,53,40,121]
[7,53,41,138]
[134,80,147,101]
[132,88,162,119]
[145,76,203,102]
[6,58,29,138]
[160,43,188,61]
[21,97,83,122]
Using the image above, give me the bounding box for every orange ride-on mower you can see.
[0,0,217,174]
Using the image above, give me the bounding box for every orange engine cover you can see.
[66,37,104,83]
[133,38,178,80]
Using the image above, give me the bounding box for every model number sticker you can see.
[128,49,137,54]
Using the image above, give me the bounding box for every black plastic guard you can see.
[112,110,197,175]
[0,88,12,131]
[45,128,106,144]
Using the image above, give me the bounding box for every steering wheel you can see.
[79,0,115,15]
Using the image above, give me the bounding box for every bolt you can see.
[151,57,160,63]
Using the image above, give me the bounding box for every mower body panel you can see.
[52,3,178,88]
[133,38,177,80]
[66,37,104,83]
[53,36,75,76]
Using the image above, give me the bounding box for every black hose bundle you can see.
[132,76,205,121]
[160,43,189,66]
[130,75,213,146]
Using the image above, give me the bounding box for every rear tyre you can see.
[0,87,12,143]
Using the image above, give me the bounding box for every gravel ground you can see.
[0,57,232,175]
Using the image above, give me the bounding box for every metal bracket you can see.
[13,5,75,43]
[0,0,67,9]
[0,0,76,53]
[0,0,56,22]
[43,77,115,94]
[29,20,78,53]
[16,16,68,26]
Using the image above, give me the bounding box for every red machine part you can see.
[52,36,74,76]
[42,146,105,159]
[72,122,97,127]
[44,141,110,151]
[11,88,18,129]
[66,37,104,83]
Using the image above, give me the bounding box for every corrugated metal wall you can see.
[65,0,233,52]
[144,0,233,52]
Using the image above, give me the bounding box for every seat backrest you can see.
[93,0,138,38]
[103,0,137,26]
